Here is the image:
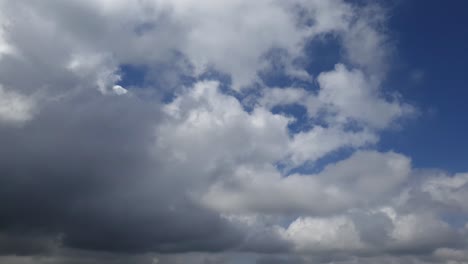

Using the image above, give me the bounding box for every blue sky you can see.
[379,0,468,172]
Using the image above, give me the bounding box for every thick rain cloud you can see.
[0,90,253,255]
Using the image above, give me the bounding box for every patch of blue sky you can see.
[258,36,343,92]
[259,48,312,89]
[117,56,196,103]
[133,22,156,36]
[271,104,314,134]
[303,34,342,82]
[197,68,232,90]
[441,211,468,229]
[376,0,468,173]
[277,147,357,177]
[118,64,148,88]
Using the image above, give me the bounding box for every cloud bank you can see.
[0,0,466,263]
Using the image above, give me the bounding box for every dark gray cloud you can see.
[0,90,244,255]
[0,232,58,256]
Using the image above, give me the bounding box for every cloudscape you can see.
[1,0,468,263]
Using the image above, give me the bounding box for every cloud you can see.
[285,215,364,253]
[201,150,411,216]
[0,91,244,254]
[0,0,396,91]
[0,86,34,123]
[316,64,414,129]
[422,173,468,212]
[111,85,128,95]
[0,1,466,264]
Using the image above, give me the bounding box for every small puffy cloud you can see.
[317,64,414,129]
[112,85,128,95]
[0,86,34,123]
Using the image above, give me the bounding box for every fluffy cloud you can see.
[316,64,414,129]
[201,150,411,215]
[0,86,34,123]
[0,0,466,264]
[422,173,468,212]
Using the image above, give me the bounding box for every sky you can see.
[1,0,468,264]
[378,0,468,173]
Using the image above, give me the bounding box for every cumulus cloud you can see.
[0,0,466,264]
[0,85,36,123]
[201,150,411,215]
[316,64,414,129]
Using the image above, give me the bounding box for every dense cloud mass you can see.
[0,0,467,263]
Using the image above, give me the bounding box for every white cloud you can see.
[288,126,377,166]
[0,86,34,123]
[422,173,468,211]
[201,150,411,215]
[285,216,364,253]
[264,207,461,255]
[158,81,291,169]
[0,0,396,91]
[112,85,128,95]
[383,208,459,251]
[317,64,414,129]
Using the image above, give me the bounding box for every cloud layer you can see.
[0,0,467,263]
